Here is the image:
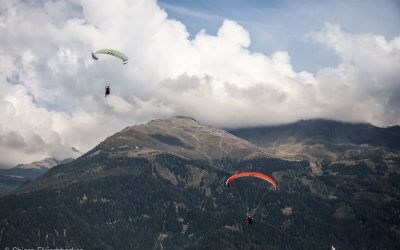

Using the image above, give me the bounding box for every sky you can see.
[0,0,399,167]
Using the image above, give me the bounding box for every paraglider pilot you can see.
[105,85,110,97]
[246,214,253,224]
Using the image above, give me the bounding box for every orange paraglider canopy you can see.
[226,172,278,190]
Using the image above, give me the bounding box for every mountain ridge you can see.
[0,158,74,196]
[16,116,269,194]
[229,118,400,148]
[229,118,400,163]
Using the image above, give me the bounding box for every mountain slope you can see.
[16,116,266,194]
[229,119,400,163]
[0,158,73,196]
[230,119,400,148]
[98,116,265,161]
[0,117,399,249]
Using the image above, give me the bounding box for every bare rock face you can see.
[98,116,266,162]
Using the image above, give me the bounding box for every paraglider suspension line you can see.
[245,185,249,213]
[252,189,269,216]
[235,188,245,216]
[253,183,262,208]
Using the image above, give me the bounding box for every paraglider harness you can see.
[246,214,253,224]
[105,85,110,97]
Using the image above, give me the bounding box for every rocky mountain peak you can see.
[95,116,264,162]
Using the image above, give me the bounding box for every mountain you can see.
[0,117,399,249]
[15,158,65,170]
[0,158,73,196]
[229,119,400,163]
[16,116,267,194]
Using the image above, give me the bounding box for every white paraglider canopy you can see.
[91,49,129,64]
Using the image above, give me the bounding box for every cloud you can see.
[159,1,223,22]
[0,0,399,166]
[309,23,400,125]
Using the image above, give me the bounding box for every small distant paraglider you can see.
[91,49,128,97]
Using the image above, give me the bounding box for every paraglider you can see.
[226,172,278,224]
[91,49,128,97]
[92,49,129,64]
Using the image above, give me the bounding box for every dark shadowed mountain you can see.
[0,117,399,249]
[229,119,400,149]
[0,158,73,196]
[229,119,400,163]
